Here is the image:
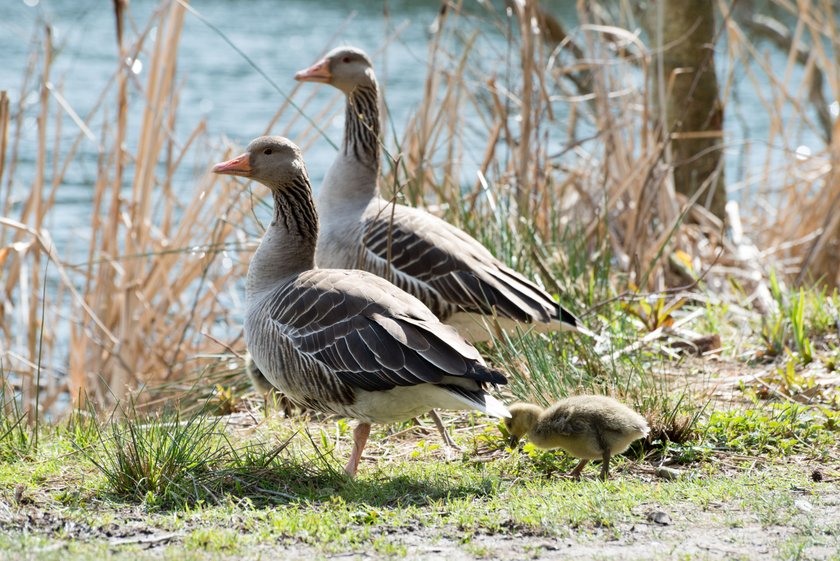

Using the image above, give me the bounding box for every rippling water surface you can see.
[1,1,461,254]
[0,0,829,265]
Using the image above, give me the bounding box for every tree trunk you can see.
[659,0,726,221]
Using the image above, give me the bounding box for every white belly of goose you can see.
[349,384,505,424]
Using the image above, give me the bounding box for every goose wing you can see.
[267,269,507,392]
[362,204,580,328]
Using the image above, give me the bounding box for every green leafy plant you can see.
[699,402,838,456]
[789,289,813,365]
[622,294,687,333]
[759,312,788,358]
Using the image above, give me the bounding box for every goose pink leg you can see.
[345,422,371,477]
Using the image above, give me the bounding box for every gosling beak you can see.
[507,435,520,449]
[212,152,252,177]
[294,58,331,83]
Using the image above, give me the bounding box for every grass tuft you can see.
[0,388,33,462]
[81,403,229,507]
[77,401,348,509]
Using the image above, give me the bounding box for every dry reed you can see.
[0,2,258,416]
[388,0,840,299]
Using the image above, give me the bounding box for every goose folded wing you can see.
[269,271,507,392]
[363,207,562,323]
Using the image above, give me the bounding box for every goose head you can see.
[212,136,306,190]
[503,403,543,447]
[294,46,375,93]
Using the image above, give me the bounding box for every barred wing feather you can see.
[268,269,507,393]
[363,205,580,328]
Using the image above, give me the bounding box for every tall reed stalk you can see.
[0,1,260,416]
[387,0,840,299]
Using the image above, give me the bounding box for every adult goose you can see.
[213,136,509,477]
[294,46,589,343]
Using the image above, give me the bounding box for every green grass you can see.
[0,394,837,560]
[81,407,231,508]
[0,389,32,462]
[699,402,838,458]
[0,209,838,559]
[754,274,840,367]
[1,216,838,559]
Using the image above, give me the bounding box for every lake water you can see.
[1,0,450,251]
[0,0,833,353]
[2,1,831,244]
[1,0,835,415]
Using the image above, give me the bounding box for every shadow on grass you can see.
[83,417,503,512]
[214,464,498,508]
[90,459,502,512]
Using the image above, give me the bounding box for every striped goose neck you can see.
[248,174,318,298]
[343,83,381,171]
[271,174,319,247]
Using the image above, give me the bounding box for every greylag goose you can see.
[294,46,589,343]
[213,136,509,477]
[504,396,649,480]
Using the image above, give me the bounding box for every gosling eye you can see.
[263,148,273,155]
[341,56,351,63]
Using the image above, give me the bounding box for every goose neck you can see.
[247,177,318,299]
[343,83,381,171]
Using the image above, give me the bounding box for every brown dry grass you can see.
[395,1,840,294]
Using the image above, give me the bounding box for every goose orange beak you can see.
[212,152,252,176]
[294,58,331,83]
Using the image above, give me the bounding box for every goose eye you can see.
[342,56,351,63]
[263,148,273,155]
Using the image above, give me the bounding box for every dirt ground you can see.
[2,481,838,560]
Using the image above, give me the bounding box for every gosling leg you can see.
[569,459,589,480]
[345,422,371,477]
[429,410,463,452]
[600,451,611,481]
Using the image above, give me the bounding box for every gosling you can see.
[504,395,649,480]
